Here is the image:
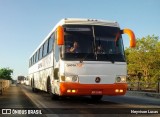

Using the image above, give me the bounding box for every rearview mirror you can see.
[57,26,64,45]
[121,29,136,47]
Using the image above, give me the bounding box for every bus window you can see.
[94,26,125,62]
[43,40,49,57]
[32,56,34,64]
[34,53,37,63]
[48,34,54,52]
[36,51,39,62]
[62,25,94,61]
[39,46,43,60]
[62,25,125,62]
[54,41,59,62]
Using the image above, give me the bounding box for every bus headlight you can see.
[65,75,79,82]
[72,76,78,82]
[116,75,126,83]
[116,77,121,82]
[65,76,72,82]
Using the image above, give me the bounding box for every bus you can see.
[28,18,136,100]
[17,76,25,84]
[24,76,29,86]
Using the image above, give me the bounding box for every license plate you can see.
[91,90,102,95]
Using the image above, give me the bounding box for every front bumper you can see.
[59,82,127,96]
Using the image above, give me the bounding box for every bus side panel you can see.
[28,52,54,92]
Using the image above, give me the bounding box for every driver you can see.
[70,41,80,53]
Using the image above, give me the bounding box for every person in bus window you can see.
[69,41,80,53]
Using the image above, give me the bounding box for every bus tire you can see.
[51,93,59,100]
[91,95,103,101]
[47,77,51,93]
[32,87,38,92]
[51,88,59,100]
[47,77,59,100]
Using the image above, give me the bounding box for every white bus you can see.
[29,18,136,100]
[24,76,29,86]
[17,76,25,84]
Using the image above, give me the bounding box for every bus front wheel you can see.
[51,93,59,100]
[47,78,59,100]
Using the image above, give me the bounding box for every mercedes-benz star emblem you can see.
[95,77,101,83]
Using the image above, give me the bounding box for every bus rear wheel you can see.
[91,95,103,101]
[47,78,51,94]
[50,88,59,100]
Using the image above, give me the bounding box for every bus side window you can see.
[36,51,39,62]
[38,46,43,60]
[43,40,49,57]
[32,55,35,64]
[54,40,59,62]
[48,34,54,52]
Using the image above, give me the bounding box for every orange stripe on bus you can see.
[59,82,127,96]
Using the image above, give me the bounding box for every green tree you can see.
[125,35,160,85]
[0,68,13,80]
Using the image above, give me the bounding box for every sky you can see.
[0,0,160,79]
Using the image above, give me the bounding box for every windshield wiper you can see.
[92,26,97,60]
[79,53,90,63]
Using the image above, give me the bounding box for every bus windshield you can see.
[61,25,125,62]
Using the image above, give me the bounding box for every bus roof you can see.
[29,18,120,58]
[58,18,119,27]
